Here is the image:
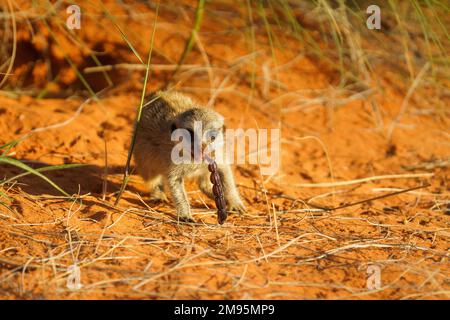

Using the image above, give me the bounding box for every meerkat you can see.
[133,90,246,222]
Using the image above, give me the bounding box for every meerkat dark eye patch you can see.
[186,128,195,145]
[186,128,194,136]
[171,124,195,147]
[170,123,177,134]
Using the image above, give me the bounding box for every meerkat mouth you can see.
[191,141,214,164]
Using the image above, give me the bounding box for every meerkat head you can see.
[171,108,225,162]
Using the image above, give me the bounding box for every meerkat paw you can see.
[227,197,246,214]
[149,189,169,203]
[175,206,195,223]
[178,214,195,223]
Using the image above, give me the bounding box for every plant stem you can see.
[166,0,205,89]
[114,1,160,206]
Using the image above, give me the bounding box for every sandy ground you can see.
[0,0,448,299]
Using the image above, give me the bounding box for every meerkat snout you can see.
[133,90,246,222]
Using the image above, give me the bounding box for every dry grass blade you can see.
[0,0,16,89]
[292,173,434,188]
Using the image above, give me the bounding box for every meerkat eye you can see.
[208,129,220,142]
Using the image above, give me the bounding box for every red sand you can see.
[0,0,448,299]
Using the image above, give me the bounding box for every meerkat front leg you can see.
[146,175,168,203]
[217,164,246,214]
[167,174,194,222]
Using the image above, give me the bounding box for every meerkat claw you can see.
[178,215,195,223]
[149,191,169,203]
[228,200,246,214]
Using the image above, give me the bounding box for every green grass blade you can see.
[97,1,144,65]
[0,189,13,213]
[1,163,86,186]
[1,139,20,154]
[0,189,11,201]
[0,157,71,197]
[167,0,205,86]
[115,1,160,206]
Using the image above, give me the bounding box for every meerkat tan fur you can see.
[133,90,246,222]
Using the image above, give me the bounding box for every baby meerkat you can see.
[133,90,246,222]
